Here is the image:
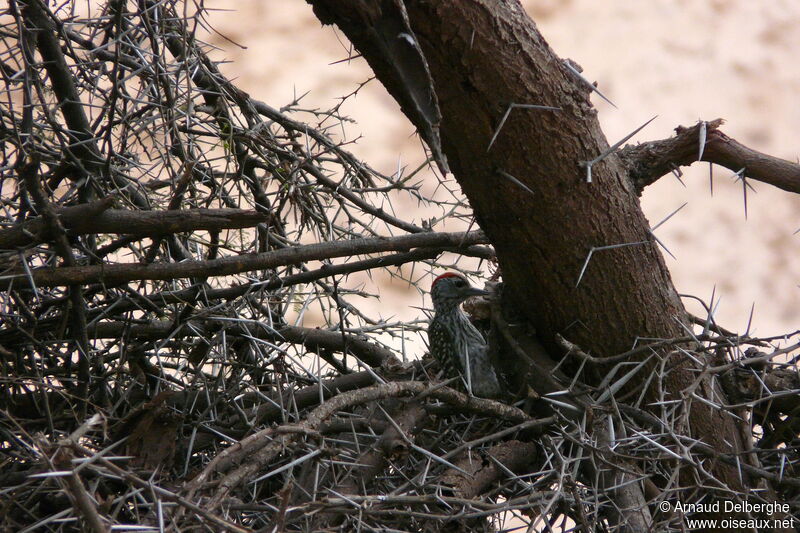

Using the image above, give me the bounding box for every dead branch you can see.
[0,205,270,248]
[71,320,398,367]
[442,440,540,498]
[1,230,488,289]
[621,119,800,195]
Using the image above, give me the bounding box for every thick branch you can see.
[60,465,108,533]
[21,0,150,208]
[0,204,269,249]
[2,230,488,289]
[724,363,800,417]
[0,247,476,350]
[593,419,651,532]
[80,321,397,368]
[21,0,99,168]
[621,119,800,194]
[253,369,383,425]
[442,440,539,499]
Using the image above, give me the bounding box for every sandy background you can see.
[201,0,800,345]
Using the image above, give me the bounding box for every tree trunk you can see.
[309,0,747,500]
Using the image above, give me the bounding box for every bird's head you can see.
[430,273,489,312]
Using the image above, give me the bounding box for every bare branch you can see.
[0,205,270,248]
[1,230,488,289]
[622,119,800,195]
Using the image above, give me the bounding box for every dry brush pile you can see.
[0,1,798,531]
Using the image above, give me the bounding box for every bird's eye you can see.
[455,279,465,286]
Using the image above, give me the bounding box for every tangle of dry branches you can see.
[0,1,798,532]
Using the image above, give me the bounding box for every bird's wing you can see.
[428,318,463,373]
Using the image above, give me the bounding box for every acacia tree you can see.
[1,1,798,531]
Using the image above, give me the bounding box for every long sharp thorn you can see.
[698,121,707,161]
[742,175,748,219]
[650,231,676,260]
[497,169,535,196]
[604,115,658,156]
[488,103,560,151]
[709,162,714,196]
[488,104,514,151]
[651,202,687,231]
[576,241,647,287]
[563,60,617,108]
[745,302,755,337]
[576,248,596,288]
[583,115,658,180]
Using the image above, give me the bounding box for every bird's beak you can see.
[465,287,490,298]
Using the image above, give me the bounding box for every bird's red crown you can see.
[431,272,466,289]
